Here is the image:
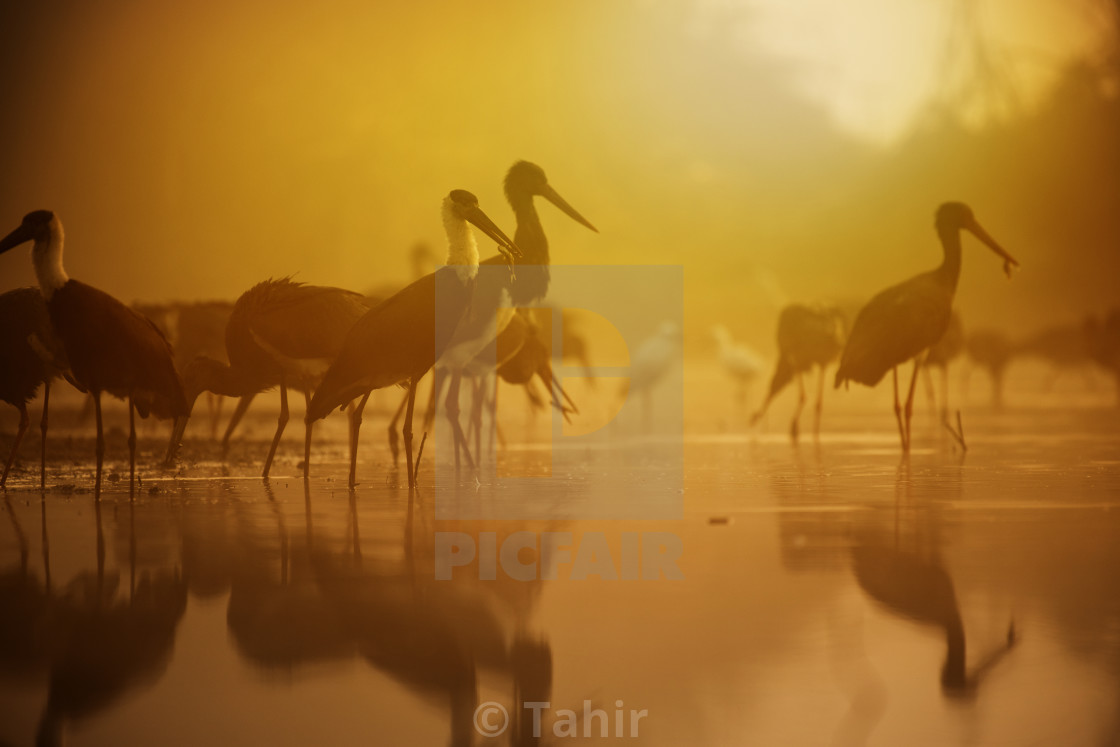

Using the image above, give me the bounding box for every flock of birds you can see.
[1,168,1117,492]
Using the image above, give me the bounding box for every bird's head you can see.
[181,355,231,407]
[0,210,56,255]
[936,202,1019,279]
[505,161,598,233]
[444,189,521,261]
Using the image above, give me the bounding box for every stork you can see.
[307,189,519,488]
[0,211,187,492]
[0,288,68,488]
[164,279,372,479]
[834,203,1018,451]
[423,162,596,469]
[750,303,847,440]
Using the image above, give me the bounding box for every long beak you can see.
[164,415,188,468]
[0,223,34,255]
[967,219,1019,279]
[465,205,521,260]
[540,184,598,233]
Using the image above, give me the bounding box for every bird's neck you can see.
[192,361,253,401]
[32,219,70,300]
[510,192,549,265]
[935,225,963,291]
[443,216,479,283]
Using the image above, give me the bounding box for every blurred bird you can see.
[922,311,964,422]
[751,303,847,440]
[623,321,682,431]
[710,325,765,411]
[307,190,520,488]
[1086,309,1120,406]
[963,328,1015,408]
[165,279,371,479]
[834,203,1018,451]
[1017,321,1096,392]
[0,288,69,488]
[0,211,187,492]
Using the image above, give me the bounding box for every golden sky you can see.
[0,0,1114,346]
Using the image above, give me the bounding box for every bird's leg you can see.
[302,389,313,481]
[262,377,289,479]
[93,391,105,498]
[212,395,224,441]
[445,371,475,472]
[469,375,485,465]
[903,356,923,451]
[423,367,447,433]
[403,377,419,489]
[39,380,50,490]
[922,365,936,416]
[940,366,950,424]
[348,391,370,489]
[127,394,137,495]
[220,394,254,458]
[790,372,806,442]
[388,390,408,466]
[814,364,825,437]
[1,404,30,489]
[892,367,907,450]
[206,393,219,440]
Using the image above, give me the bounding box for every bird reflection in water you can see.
[0,497,188,747]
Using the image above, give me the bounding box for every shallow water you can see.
[1,375,1119,746]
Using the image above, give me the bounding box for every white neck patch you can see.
[32,216,69,299]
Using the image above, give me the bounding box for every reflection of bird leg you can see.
[791,372,806,442]
[892,367,907,450]
[262,376,289,479]
[348,392,370,488]
[903,356,923,450]
[39,380,50,489]
[1,403,29,488]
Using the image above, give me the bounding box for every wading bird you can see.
[307,190,520,488]
[711,325,765,411]
[0,211,187,492]
[834,203,1018,451]
[963,328,1016,408]
[0,288,68,488]
[751,303,847,440]
[165,279,371,479]
[424,162,596,469]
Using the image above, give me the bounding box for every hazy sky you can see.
[0,0,1113,347]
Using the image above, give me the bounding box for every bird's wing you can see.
[835,273,951,387]
[246,283,369,361]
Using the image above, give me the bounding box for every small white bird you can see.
[711,324,765,408]
[623,321,683,431]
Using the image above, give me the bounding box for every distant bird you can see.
[963,328,1015,408]
[135,300,252,445]
[1086,309,1120,405]
[710,325,765,410]
[922,311,964,421]
[834,203,1018,450]
[0,211,187,491]
[0,288,68,488]
[164,279,371,479]
[307,190,520,488]
[751,303,847,440]
[623,321,682,431]
[1017,321,1096,392]
[425,162,596,469]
